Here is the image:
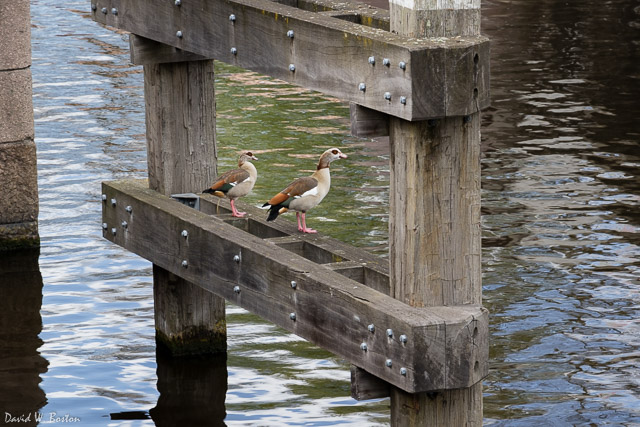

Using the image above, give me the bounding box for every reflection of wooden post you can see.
[150,351,227,426]
[136,37,226,355]
[388,0,483,425]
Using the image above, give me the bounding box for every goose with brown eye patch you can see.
[203,151,258,217]
[262,148,347,233]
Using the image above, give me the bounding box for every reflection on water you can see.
[13,0,640,425]
[0,249,48,426]
[482,0,640,424]
[149,351,227,426]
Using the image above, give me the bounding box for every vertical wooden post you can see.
[143,58,226,355]
[388,0,483,425]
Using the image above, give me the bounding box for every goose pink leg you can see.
[300,213,317,234]
[296,212,303,232]
[230,200,246,217]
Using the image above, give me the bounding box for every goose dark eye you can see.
[331,149,338,155]
[246,152,252,156]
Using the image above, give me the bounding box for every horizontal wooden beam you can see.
[130,35,211,65]
[351,365,390,400]
[102,179,488,393]
[350,102,390,138]
[91,0,489,120]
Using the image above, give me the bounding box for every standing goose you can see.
[203,151,258,217]
[263,148,347,233]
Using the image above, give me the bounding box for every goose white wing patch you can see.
[294,187,319,198]
[231,176,252,186]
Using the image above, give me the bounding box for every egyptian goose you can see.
[203,151,258,217]
[262,148,347,233]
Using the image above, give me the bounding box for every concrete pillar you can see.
[0,0,39,250]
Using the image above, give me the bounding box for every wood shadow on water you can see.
[149,350,228,427]
[0,249,48,426]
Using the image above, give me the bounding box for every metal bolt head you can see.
[290,312,296,321]
[182,260,188,268]
[400,367,407,376]
[386,359,393,368]
[233,254,241,263]
[383,58,390,66]
[386,328,393,337]
[231,47,237,55]
[291,280,297,289]
[289,64,296,72]
[111,198,117,206]
[102,223,108,230]
[400,96,407,105]
[175,0,182,5]
[384,92,391,101]
[111,228,117,236]
[101,7,107,14]
[102,194,107,201]
[181,230,189,238]
[358,83,366,92]
[368,324,375,333]
[360,342,368,351]
[368,56,375,65]
[229,14,236,22]
[176,31,183,38]
[91,4,97,11]
[287,30,294,38]
[111,7,118,15]
[399,61,406,70]
[233,286,241,294]
[121,221,128,228]
[125,205,132,213]
[400,334,407,343]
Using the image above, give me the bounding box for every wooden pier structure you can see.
[93,0,490,424]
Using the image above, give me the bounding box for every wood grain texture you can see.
[144,60,217,196]
[387,0,487,422]
[390,7,480,38]
[389,116,482,307]
[350,103,389,138]
[143,56,224,356]
[130,34,211,65]
[101,179,488,393]
[351,365,390,400]
[91,0,489,120]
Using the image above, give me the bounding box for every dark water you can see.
[1,0,638,425]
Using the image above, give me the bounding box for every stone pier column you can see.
[0,0,39,250]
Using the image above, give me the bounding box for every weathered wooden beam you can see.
[101,179,488,394]
[351,365,390,400]
[294,0,391,31]
[350,102,389,138]
[130,35,211,65]
[199,195,391,294]
[90,0,489,120]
